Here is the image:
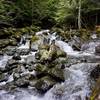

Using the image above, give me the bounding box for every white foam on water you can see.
[91,34,97,39]
[36,30,50,35]
[7,73,14,83]
[55,40,73,53]
[0,55,11,68]
[18,40,30,49]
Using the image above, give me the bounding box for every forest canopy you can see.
[0,0,100,29]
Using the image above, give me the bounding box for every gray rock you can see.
[95,44,100,55]
[34,76,56,93]
[14,73,35,87]
[0,81,17,91]
[48,67,65,82]
[90,64,100,80]
[0,73,8,82]
[12,53,21,60]
[5,59,19,71]
[16,49,30,55]
[0,39,10,48]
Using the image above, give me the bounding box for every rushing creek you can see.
[0,30,100,100]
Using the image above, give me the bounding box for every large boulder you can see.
[34,64,48,78]
[0,73,8,82]
[0,39,10,48]
[56,49,67,58]
[34,76,56,93]
[14,77,29,87]
[48,67,65,82]
[90,64,100,80]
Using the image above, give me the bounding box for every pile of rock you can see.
[0,41,67,94]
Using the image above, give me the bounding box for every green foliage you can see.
[55,0,100,28]
[0,0,100,29]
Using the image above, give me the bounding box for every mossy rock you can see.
[0,39,10,48]
[31,35,39,42]
[34,64,48,77]
[34,76,56,93]
[38,44,50,50]
[9,38,17,46]
[90,77,100,100]
[40,50,49,61]
[0,73,8,82]
[57,49,67,58]
[48,67,65,82]
[78,29,91,42]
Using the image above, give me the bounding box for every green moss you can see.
[90,78,100,100]
[31,35,39,42]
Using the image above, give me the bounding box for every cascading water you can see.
[0,30,99,100]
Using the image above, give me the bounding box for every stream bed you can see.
[0,30,100,100]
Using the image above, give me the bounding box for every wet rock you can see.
[34,64,48,78]
[90,77,100,100]
[16,49,30,55]
[48,67,65,82]
[52,84,65,98]
[12,53,21,60]
[5,59,19,71]
[14,77,29,87]
[13,64,25,74]
[90,64,100,80]
[24,55,36,64]
[40,50,49,62]
[0,51,4,56]
[4,47,16,56]
[0,81,17,91]
[34,76,56,93]
[9,38,17,46]
[0,39,10,48]
[13,73,21,80]
[29,79,38,87]
[56,49,66,58]
[0,67,7,73]
[0,73,8,82]
[69,36,81,51]
[27,65,35,72]
[35,52,41,60]
[14,73,35,87]
[95,44,100,55]
[38,44,50,50]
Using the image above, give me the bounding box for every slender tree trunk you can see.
[78,0,81,30]
[31,0,33,25]
[95,13,98,25]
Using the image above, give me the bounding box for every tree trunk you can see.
[78,0,81,30]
